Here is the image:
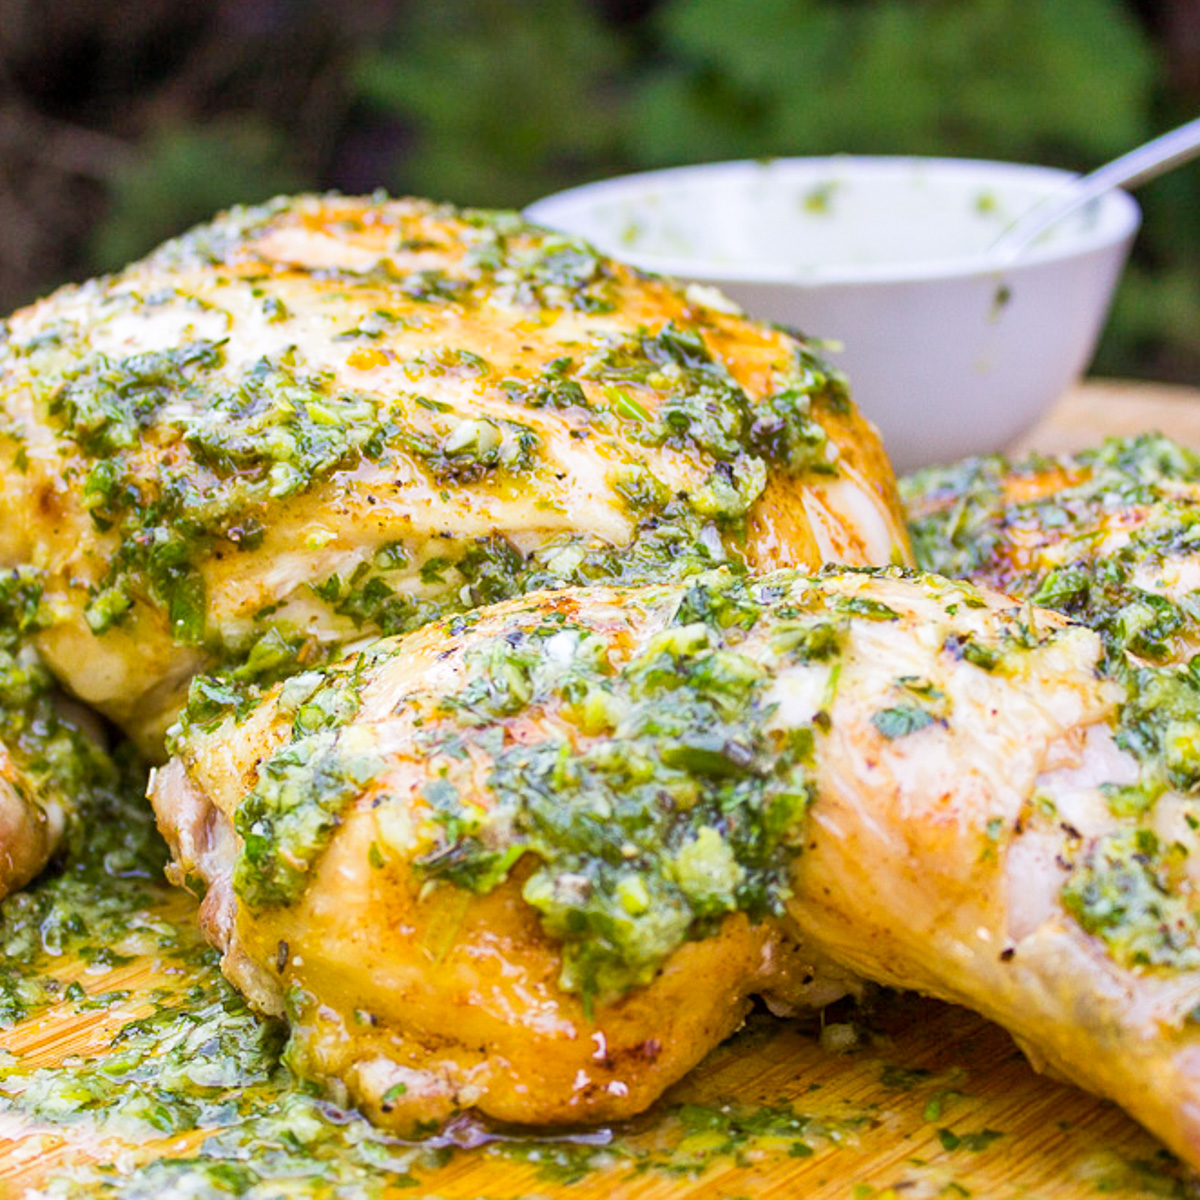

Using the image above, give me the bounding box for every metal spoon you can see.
[989,114,1200,263]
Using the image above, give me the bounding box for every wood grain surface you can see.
[3,379,1199,1199]
[1012,378,1200,457]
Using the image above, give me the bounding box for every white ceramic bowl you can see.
[525,157,1141,471]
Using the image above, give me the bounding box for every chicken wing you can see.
[0,194,907,757]
[152,566,1200,1167]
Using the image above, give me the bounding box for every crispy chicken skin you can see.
[0,193,908,758]
[152,566,1200,1165]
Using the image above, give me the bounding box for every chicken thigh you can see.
[0,194,907,757]
[152,566,1200,1167]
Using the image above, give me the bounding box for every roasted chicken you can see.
[12,192,1200,1178]
[151,566,1200,1167]
[904,433,1200,666]
[0,193,907,761]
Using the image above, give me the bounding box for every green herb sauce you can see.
[1,197,858,761]
[0,787,879,1200]
[224,573,834,1005]
[1061,828,1200,971]
[579,320,840,481]
[904,433,1200,669]
[222,567,1068,1005]
[232,654,385,908]
[903,434,1200,972]
[420,613,818,1001]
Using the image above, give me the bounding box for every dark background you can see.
[2,0,1197,383]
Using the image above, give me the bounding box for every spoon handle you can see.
[990,114,1200,262]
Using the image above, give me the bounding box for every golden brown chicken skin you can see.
[152,566,1200,1167]
[0,194,908,758]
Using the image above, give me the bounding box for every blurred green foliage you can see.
[633,0,1155,165]
[1096,163,1200,378]
[355,0,628,208]
[90,119,305,273]
[42,0,1200,383]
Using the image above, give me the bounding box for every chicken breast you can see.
[903,433,1200,665]
[151,566,1200,1167]
[0,194,907,757]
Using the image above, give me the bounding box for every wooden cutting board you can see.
[3,378,1200,1199]
[1011,378,1200,457]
